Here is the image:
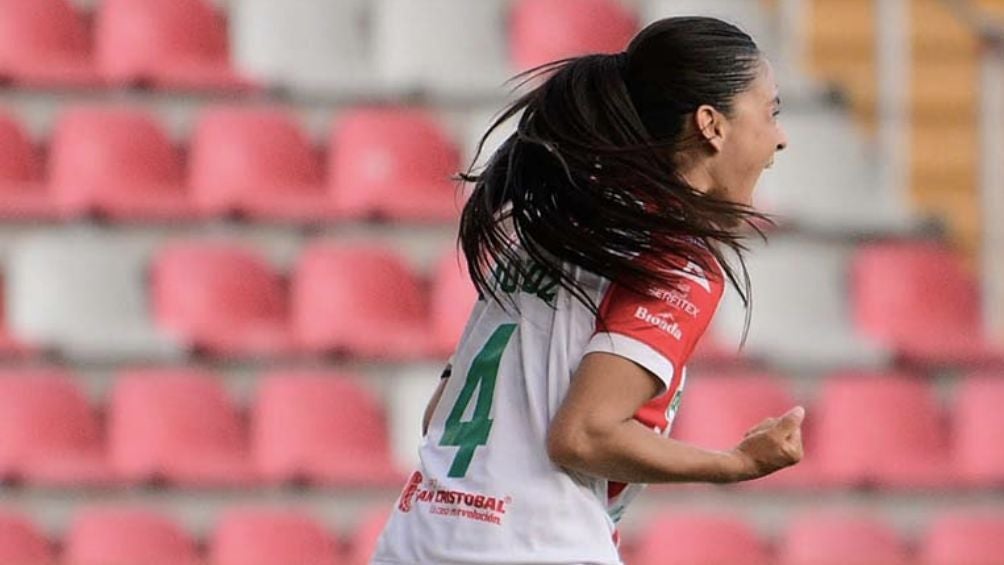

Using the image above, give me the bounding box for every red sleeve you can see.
[583,257,724,391]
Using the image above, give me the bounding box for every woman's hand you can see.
[727,406,805,481]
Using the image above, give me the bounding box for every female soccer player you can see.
[373,16,802,565]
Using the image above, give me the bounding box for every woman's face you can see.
[708,59,787,206]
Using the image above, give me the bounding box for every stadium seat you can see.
[671,371,811,488]
[778,513,910,565]
[633,513,770,565]
[346,509,390,565]
[952,374,1004,486]
[711,236,887,367]
[0,0,100,87]
[373,0,509,95]
[813,372,951,488]
[640,1,773,55]
[7,231,181,360]
[328,108,464,222]
[64,507,200,565]
[0,370,111,486]
[754,111,910,233]
[292,243,432,358]
[0,513,53,565]
[189,107,328,221]
[251,371,402,486]
[510,0,638,71]
[49,108,199,220]
[233,0,373,93]
[210,508,341,565]
[95,0,250,90]
[0,113,59,219]
[852,241,1003,365]
[429,252,478,355]
[108,369,255,486]
[151,242,293,357]
[920,513,1004,565]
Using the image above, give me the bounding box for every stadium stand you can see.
[778,512,911,565]
[919,512,1004,565]
[0,112,58,219]
[0,0,99,88]
[510,0,638,71]
[209,508,342,565]
[952,374,1004,486]
[0,512,53,565]
[632,513,771,565]
[63,507,201,565]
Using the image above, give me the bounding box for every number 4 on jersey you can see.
[440,323,517,478]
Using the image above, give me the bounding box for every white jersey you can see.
[373,250,725,565]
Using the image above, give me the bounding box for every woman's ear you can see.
[695,104,726,152]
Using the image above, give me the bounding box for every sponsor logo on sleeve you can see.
[634,306,682,340]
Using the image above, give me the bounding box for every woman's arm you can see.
[547,352,804,484]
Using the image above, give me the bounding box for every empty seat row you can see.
[0,0,248,90]
[3,508,1003,565]
[0,507,385,565]
[712,237,1004,368]
[2,368,1004,489]
[0,369,401,487]
[152,242,473,359]
[234,0,773,95]
[0,107,462,222]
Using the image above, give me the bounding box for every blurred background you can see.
[0,0,1003,563]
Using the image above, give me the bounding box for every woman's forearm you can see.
[547,418,747,484]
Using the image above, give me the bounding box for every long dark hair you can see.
[460,17,770,326]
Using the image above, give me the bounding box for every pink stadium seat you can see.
[152,242,293,357]
[0,370,110,486]
[346,509,390,565]
[49,108,198,220]
[920,513,1004,565]
[95,0,250,91]
[252,372,402,486]
[108,369,255,486]
[429,252,478,355]
[778,513,910,565]
[510,0,638,70]
[64,507,200,565]
[813,372,951,488]
[852,241,1004,365]
[633,513,770,565]
[292,243,432,358]
[328,108,463,222]
[0,114,59,219]
[671,372,813,488]
[189,107,328,221]
[0,513,53,565]
[210,508,341,565]
[952,374,1004,486]
[0,0,100,87]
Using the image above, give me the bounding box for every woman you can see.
[373,16,802,565]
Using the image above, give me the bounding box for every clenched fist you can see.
[727,406,805,482]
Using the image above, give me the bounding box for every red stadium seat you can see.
[0,513,53,565]
[95,0,250,91]
[633,513,770,565]
[152,242,293,357]
[0,370,110,486]
[0,0,100,87]
[429,252,478,355]
[778,513,910,565]
[64,507,199,565]
[671,371,813,488]
[292,243,431,358]
[920,513,1004,565]
[852,241,1004,365]
[952,374,1004,486]
[210,508,341,565]
[189,107,328,221]
[0,114,59,219]
[49,108,198,220]
[108,369,255,486]
[813,372,951,488]
[510,0,638,70]
[252,371,402,486]
[346,509,390,565]
[328,108,463,222]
